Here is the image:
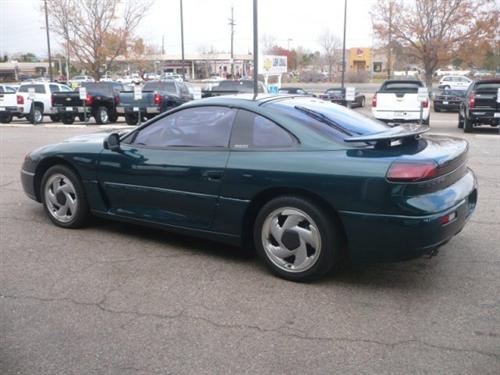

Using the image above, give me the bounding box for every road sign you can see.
[28,87,35,99]
[418,87,429,102]
[78,87,87,100]
[345,87,355,102]
[134,85,142,100]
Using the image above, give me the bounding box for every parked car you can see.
[202,80,267,98]
[372,80,430,125]
[0,84,21,123]
[319,88,365,108]
[433,89,466,112]
[68,75,95,88]
[52,82,124,124]
[117,80,192,125]
[144,72,160,81]
[21,95,477,281]
[458,79,500,132]
[16,82,73,124]
[117,74,142,85]
[278,87,315,96]
[438,75,472,90]
[161,73,184,82]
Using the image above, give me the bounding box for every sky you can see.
[0,0,376,58]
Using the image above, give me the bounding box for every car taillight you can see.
[469,92,475,109]
[372,93,377,107]
[85,94,94,106]
[114,95,120,105]
[422,99,429,108]
[154,93,162,105]
[386,161,438,182]
[17,95,24,105]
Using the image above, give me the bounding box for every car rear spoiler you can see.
[344,124,429,144]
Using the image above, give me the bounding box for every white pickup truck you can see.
[372,80,430,125]
[0,84,20,123]
[16,82,73,124]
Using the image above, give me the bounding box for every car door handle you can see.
[204,170,223,181]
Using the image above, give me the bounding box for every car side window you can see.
[230,110,297,149]
[133,106,236,148]
[0,87,3,93]
[49,84,60,93]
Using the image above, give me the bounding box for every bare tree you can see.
[45,0,152,79]
[260,34,277,54]
[372,0,498,88]
[318,30,341,81]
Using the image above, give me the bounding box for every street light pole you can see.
[180,0,185,79]
[341,0,347,88]
[253,0,258,98]
[229,6,235,78]
[44,0,53,81]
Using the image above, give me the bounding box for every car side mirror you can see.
[104,132,120,152]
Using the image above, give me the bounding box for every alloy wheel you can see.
[44,173,78,223]
[261,207,322,273]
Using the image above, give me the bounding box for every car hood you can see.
[64,129,131,144]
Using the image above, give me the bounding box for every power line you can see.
[228,6,236,77]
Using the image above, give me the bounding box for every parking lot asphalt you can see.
[1,110,499,374]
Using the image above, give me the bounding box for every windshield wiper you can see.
[294,106,352,136]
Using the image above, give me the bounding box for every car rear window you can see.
[217,81,254,92]
[19,84,46,93]
[440,89,466,96]
[267,97,390,141]
[143,81,177,93]
[380,81,423,93]
[475,82,500,91]
[81,83,116,95]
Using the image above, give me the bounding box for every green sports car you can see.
[21,94,477,281]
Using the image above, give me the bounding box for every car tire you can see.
[360,97,365,108]
[28,105,43,124]
[458,113,464,128]
[77,114,85,122]
[434,106,440,112]
[253,196,341,282]
[41,165,90,228]
[49,115,61,122]
[125,113,138,125]
[94,106,109,124]
[108,112,118,123]
[464,117,474,133]
[0,113,13,123]
[61,115,75,124]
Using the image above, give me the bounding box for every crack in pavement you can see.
[1,293,499,361]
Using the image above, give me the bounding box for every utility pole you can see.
[387,0,393,80]
[253,0,258,98]
[180,0,185,79]
[228,7,236,78]
[341,0,347,88]
[43,0,53,81]
[65,40,70,83]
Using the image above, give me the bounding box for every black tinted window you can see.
[19,84,46,93]
[82,83,114,96]
[143,81,177,93]
[134,106,236,147]
[268,97,389,140]
[230,110,297,149]
[475,82,500,91]
[380,81,423,93]
[49,84,60,93]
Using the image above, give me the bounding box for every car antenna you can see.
[252,0,258,100]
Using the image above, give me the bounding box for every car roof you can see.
[475,78,500,84]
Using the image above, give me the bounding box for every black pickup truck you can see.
[202,80,267,98]
[52,82,124,124]
[116,80,192,125]
[459,79,500,132]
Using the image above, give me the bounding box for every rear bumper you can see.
[433,101,461,110]
[469,110,500,125]
[116,106,160,114]
[340,169,477,263]
[372,109,430,121]
[54,106,91,115]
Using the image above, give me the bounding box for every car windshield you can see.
[143,81,177,93]
[268,97,390,141]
